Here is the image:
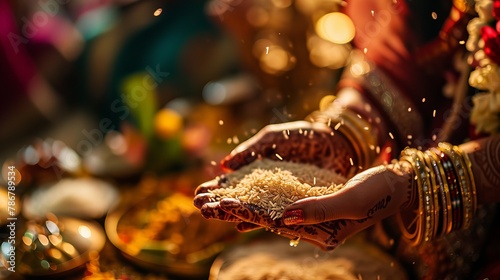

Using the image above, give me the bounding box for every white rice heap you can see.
[209,159,346,219]
[218,253,358,280]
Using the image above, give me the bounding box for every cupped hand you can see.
[194,158,414,250]
[282,163,413,225]
[220,121,358,177]
[194,176,363,250]
[194,120,356,224]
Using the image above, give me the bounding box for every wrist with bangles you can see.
[308,100,383,176]
[307,88,478,247]
[397,143,477,246]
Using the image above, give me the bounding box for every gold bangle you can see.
[426,150,453,236]
[308,107,378,171]
[398,154,423,245]
[460,147,477,219]
[413,150,436,243]
[400,148,436,245]
[452,145,477,229]
[421,150,441,240]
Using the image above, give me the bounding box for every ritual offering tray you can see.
[105,192,236,278]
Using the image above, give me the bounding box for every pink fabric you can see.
[0,0,38,116]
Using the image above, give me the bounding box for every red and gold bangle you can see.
[434,147,462,231]
[426,149,452,236]
[438,143,471,230]
[440,143,476,229]
[440,143,468,230]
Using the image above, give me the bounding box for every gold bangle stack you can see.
[308,106,379,174]
[397,143,477,246]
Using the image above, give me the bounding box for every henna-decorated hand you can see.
[195,146,414,251]
[194,175,365,250]
[219,121,358,177]
[194,120,358,225]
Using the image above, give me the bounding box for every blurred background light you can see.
[315,12,355,44]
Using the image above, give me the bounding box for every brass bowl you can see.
[16,217,106,278]
[105,192,236,278]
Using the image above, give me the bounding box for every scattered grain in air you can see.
[276,153,283,160]
[389,132,394,139]
[459,40,465,45]
[272,144,277,149]
[327,118,332,127]
[283,130,289,139]
[432,134,437,141]
[376,146,381,154]
[407,134,413,139]
[369,144,375,150]
[364,48,368,54]
[433,109,436,117]
[334,122,342,130]
[154,8,163,16]
[266,46,269,54]
[431,12,437,19]
[219,120,224,125]
[299,129,303,134]
[371,10,375,16]
[330,131,335,136]
[290,237,300,247]
[286,129,290,135]
[357,114,362,119]
[364,126,369,130]
[313,177,316,185]
[408,107,412,112]
[251,151,256,157]
[422,98,426,103]
[304,130,309,136]
[385,146,392,154]
[211,161,217,166]
[349,157,354,166]
[227,138,233,144]
[233,136,240,144]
